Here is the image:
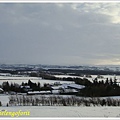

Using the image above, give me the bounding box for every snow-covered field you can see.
[54,75,120,83]
[0,74,120,86]
[0,106,120,117]
[0,76,74,86]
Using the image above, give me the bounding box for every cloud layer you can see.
[0,3,120,65]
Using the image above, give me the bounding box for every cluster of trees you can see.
[79,78,120,97]
[22,80,41,91]
[38,72,57,80]
[8,95,120,107]
[74,78,92,86]
[1,80,52,93]
[1,82,20,92]
[22,80,52,91]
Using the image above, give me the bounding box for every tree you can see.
[37,82,41,88]
[110,78,113,85]
[2,81,10,91]
[0,101,2,106]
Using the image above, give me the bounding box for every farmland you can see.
[0,64,120,118]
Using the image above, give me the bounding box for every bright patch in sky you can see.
[72,3,120,24]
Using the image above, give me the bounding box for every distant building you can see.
[27,91,51,95]
[20,85,32,92]
[51,83,85,95]
[67,83,85,90]
[52,83,85,90]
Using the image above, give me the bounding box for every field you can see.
[0,74,120,85]
[54,75,120,83]
[0,76,74,85]
[0,75,120,118]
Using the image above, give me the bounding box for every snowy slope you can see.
[0,106,120,117]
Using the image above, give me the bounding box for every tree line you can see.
[8,95,120,107]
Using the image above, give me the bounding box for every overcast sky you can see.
[0,3,120,65]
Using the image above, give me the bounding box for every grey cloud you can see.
[0,3,120,65]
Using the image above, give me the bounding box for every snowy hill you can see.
[1,64,120,71]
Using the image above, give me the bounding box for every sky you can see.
[0,3,120,65]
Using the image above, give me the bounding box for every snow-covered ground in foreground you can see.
[0,95,9,106]
[0,106,120,117]
[0,95,120,117]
